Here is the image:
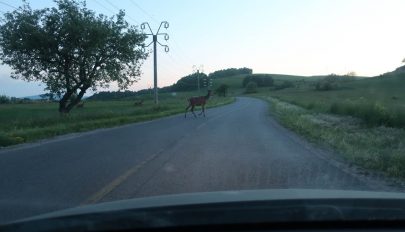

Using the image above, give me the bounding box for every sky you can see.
[0,0,404,97]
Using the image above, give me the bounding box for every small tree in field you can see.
[245,81,258,94]
[402,58,405,64]
[346,71,356,77]
[0,0,147,113]
[215,84,229,97]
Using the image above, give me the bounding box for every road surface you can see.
[0,97,388,223]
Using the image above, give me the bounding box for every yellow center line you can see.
[81,102,248,205]
[81,149,164,205]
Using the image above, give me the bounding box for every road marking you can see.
[81,101,247,205]
[81,149,164,205]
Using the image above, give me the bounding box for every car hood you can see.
[14,188,405,222]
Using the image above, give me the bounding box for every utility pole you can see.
[141,21,169,104]
[192,65,204,92]
[203,76,213,89]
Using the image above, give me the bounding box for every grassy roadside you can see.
[266,74,405,128]
[0,95,234,147]
[255,94,405,179]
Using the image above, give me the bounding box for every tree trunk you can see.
[59,91,73,114]
[58,87,84,114]
[65,87,87,112]
[58,103,69,114]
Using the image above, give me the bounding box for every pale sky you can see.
[0,0,404,97]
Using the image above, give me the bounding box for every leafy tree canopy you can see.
[208,67,252,79]
[170,72,208,92]
[87,90,138,101]
[215,84,229,97]
[0,0,147,113]
[242,74,274,87]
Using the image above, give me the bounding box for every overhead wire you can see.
[129,0,157,24]
[0,1,17,9]
[93,0,116,15]
[92,1,196,88]
[102,0,139,25]
[127,1,195,73]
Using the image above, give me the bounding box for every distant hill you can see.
[392,65,405,74]
[22,95,44,100]
[22,94,88,101]
[87,90,138,101]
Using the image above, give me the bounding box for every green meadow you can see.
[0,92,233,147]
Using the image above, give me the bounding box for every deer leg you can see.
[191,105,197,118]
[185,104,191,118]
[202,105,206,117]
[198,105,204,116]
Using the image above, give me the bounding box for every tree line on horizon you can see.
[88,67,253,100]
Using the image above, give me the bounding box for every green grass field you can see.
[0,92,233,147]
[238,73,405,178]
[265,74,405,128]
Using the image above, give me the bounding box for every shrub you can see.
[315,75,339,91]
[306,102,315,110]
[245,81,258,93]
[0,133,22,146]
[0,95,10,104]
[242,74,274,87]
[330,101,405,128]
[215,84,229,97]
[209,68,252,79]
[274,80,295,90]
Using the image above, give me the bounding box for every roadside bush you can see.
[215,84,229,97]
[306,102,315,110]
[274,80,295,90]
[315,74,340,91]
[245,81,258,94]
[0,132,23,147]
[315,80,338,91]
[0,95,10,104]
[209,67,252,79]
[242,74,274,87]
[330,101,405,128]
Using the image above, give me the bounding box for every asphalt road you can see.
[0,97,385,223]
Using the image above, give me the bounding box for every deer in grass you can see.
[133,99,144,106]
[185,90,212,118]
[76,102,84,108]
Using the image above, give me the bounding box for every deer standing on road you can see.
[185,90,212,118]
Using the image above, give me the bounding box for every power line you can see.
[102,0,121,11]
[93,0,116,15]
[171,40,195,65]
[0,1,17,9]
[126,1,194,69]
[102,0,139,24]
[123,2,200,87]
[162,51,194,75]
[129,0,157,23]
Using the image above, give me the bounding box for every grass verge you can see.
[257,95,405,179]
[0,96,234,147]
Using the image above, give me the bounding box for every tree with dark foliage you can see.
[208,67,252,79]
[242,74,274,87]
[171,72,208,92]
[215,84,229,97]
[0,0,147,113]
